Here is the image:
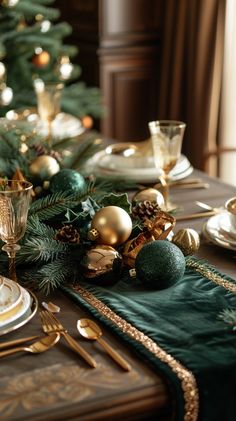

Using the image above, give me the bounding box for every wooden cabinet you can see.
[55,0,164,141]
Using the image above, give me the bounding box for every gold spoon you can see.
[0,333,60,358]
[77,318,131,371]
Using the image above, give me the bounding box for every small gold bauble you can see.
[32,50,50,68]
[82,245,122,279]
[132,188,165,208]
[29,155,60,180]
[172,228,200,256]
[89,206,132,247]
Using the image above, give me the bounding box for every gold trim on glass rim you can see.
[0,289,38,336]
[72,285,199,421]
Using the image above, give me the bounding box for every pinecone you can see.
[55,225,80,244]
[30,144,62,162]
[132,200,161,221]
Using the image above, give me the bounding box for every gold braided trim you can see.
[72,284,199,421]
[186,259,236,293]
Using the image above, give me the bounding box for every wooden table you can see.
[1,170,236,421]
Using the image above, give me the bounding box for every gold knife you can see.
[0,335,40,350]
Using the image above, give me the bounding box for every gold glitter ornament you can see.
[132,188,164,208]
[81,245,122,283]
[29,155,60,180]
[88,206,132,247]
[172,228,200,256]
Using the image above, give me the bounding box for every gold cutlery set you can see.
[0,307,131,371]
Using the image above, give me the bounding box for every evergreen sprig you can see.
[20,258,75,295]
[17,237,68,264]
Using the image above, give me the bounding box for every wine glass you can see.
[0,179,33,281]
[148,120,186,211]
[34,79,64,147]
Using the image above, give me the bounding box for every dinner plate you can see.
[203,212,236,251]
[86,152,193,182]
[6,109,85,139]
[0,287,31,329]
[0,277,22,317]
[0,289,38,336]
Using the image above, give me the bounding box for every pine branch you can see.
[17,237,68,264]
[21,258,76,295]
[28,190,89,221]
[26,215,56,238]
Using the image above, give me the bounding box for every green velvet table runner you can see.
[63,257,236,421]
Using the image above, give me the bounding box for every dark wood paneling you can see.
[55,0,164,141]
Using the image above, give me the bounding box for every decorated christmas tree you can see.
[0,0,103,119]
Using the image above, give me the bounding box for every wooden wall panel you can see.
[55,0,164,141]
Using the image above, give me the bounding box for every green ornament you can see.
[135,240,185,289]
[50,169,86,194]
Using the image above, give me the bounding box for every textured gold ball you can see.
[132,188,165,208]
[172,228,200,256]
[82,245,122,279]
[29,155,60,180]
[90,206,132,247]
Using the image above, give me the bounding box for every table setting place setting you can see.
[1,118,236,421]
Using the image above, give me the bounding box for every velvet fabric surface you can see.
[63,258,236,421]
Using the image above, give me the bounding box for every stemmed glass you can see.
[148,120,186,211]
[34,79,64,147]
[0,179,33,281]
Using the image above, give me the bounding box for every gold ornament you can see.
[132,188,165,208]
[123,210,176,267]
[32,50,50,68]
[29,155,60,180]
[81,245,122,279]
[172,228,200,256]
[88,206,132,247]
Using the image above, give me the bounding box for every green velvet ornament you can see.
[135,240,186,289]
[50,169,86,194]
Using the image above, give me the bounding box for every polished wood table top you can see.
[1,169,235,421]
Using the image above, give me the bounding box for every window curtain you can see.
[218,0,236,184]
[157,0,226,172]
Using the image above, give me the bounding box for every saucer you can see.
[0,277,22,317]
[0,287,31,328]
[204,212,236,250]
[0,289,38,336]
[6,109,85,139]
[86,152,193,183]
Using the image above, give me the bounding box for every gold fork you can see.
[40,310,97,368]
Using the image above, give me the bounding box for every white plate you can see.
[0,290,38,336]
[0,287,31,329]
[204,212,236,250]
[86,152,193,183]
[0,277,22,317]
[6,110,85,140]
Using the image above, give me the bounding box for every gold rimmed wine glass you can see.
[148,120,186,211]
[34,79,64,147]
[0,179,33,281]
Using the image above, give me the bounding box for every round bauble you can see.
[0,62,6,80]
[32,50,50,68]
[132,188,164,208]
[29,155,60,180]
[135,240,186,289]
[81,115,93,129]
[88,206,132,247]
[172,228,200,256]
[81,245,122,285]
[50,168,86,194]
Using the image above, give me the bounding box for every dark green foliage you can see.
[0,0,103,118]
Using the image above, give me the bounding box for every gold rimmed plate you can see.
[0,277,22,318]
[0,289,38,336]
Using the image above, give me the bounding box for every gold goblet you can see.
[148,120,186,211]
[34,79,64,147]
[0,179,33,281]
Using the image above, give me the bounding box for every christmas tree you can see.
[0,0,103,119]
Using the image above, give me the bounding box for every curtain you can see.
[157,0,226,171]
[218,0,236,184]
